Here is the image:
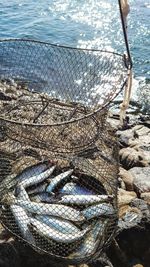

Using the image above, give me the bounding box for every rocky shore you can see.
[0,80,150,267]
[105,113,150,267]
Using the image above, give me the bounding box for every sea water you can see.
[0,0,149,112]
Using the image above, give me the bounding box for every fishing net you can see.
[0,39,127,264]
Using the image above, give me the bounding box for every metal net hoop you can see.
[0,38,128,116]
[0,39,128,153]
[0,132,119,264]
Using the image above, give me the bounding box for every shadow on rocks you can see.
[0,242,20,267]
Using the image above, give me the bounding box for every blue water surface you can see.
[0,0,149,78]
[0,0,149,108]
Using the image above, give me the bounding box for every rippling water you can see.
[0,0,150,110]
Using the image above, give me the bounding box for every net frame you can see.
[0,132,119,265]
[0,38,128,153]
[0,38,123,264]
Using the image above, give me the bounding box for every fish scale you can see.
[46,169,74,193]
[82,203,115,220]
[11,198,85,222]
[3,163,114,260]
[16,162,49,182]
[10,204,35,244]
[58,194,113,206]
[30,217,90,243]
[19,165,56,188]
[36,215,81,234]
[60,182,95,195]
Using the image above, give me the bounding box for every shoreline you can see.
[0,79,150,267]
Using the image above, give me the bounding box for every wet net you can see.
[0,39,127,264]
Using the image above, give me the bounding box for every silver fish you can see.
[10,204,35,244]
[19,166,56,188]
[31,192,56,203]
[30,218,89,243]
[11,199,85,222]
[36,215,80,234]
[92,219,109,244]
[58,195,113,206]
[16,162,50,182]
[82,203,115,220]
[46,169,73,193]
[60,182,94,195]
[28,183,47,195]
[17,185,30,201]
[68,235,98,259]
[69,220,108,259]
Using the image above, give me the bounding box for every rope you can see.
[118,0,133,125]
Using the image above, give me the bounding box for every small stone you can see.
[129,167,150,193]
[118,177,126,190]
[119,167,134,191]
[119,205,140,219]
[117,128,134,146]
[142,119,150,128]
[118,207,142,230]
[118,188,137,207]
[132,265,144,267]
[119,147,149,169]
[133,125,150,136]
[107,117,120,130]
[117,124,150,146]
[131,198,150,221]
[118,204,131,218]
[141,192,150,205]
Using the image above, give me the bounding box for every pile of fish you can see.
[1,161,116,260]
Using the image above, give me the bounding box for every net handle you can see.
[118,0,132,69]
[118,0,133,125]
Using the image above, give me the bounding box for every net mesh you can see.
[0,39,126,264]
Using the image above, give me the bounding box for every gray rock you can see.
[140,192,150,205]
[128,126,150,161]
[118,177,126,190]
[107,117,120,130]
[119,167,134,191]
[131,198,150,221]
[117,128,134,146]
[118,208,143,230]
[142,119,150,128]
[118,188,137,207]
[117,125,150,151]
[119,147,149,169]
[129,167,150,193]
